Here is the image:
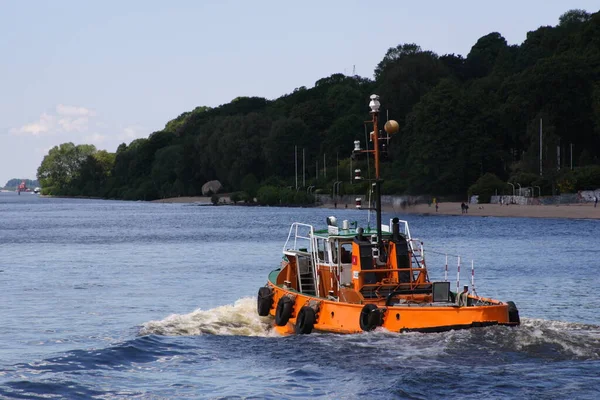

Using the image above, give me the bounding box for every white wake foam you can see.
[139,297,276,337]
[510,318,600,358]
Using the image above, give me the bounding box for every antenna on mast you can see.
[353,65,356,75]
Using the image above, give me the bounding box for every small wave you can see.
[450,318,600,361]
[139,297,275,337]
[512,318,600,359]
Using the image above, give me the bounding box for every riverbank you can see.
[152,196,216,204]
[371,202,600,219]
[154,196,600,219]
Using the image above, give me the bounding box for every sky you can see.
[1,0,598,187]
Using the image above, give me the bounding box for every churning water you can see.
[0,192,599,399]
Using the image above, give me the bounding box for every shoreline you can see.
[153,196,600,220]
[378,202,600,220]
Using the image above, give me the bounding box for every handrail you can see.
[311,235,320,296]
[353,267,425,274]
[296,256,304,293]
[388,218,412,239]
[283,222,314,252]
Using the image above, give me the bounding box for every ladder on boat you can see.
[409,239,425,268]
[299,270,316,296]
[295,253,317,296]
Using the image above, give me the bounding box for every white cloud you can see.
[10,105,96,136]
[10,113,55,136]
[56,104,96,117]
[58,117,89,133]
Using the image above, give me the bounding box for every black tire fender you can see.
[295,306,316,334]
[507,301,520,325]
[360,304,383,331]
[257,287,273,316]
[275,296,294,326]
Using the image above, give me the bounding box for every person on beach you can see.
[595,196,598,208]
[461,202,466,214]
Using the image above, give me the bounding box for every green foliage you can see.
[466,32,508,78]
[34,9,600,201]
[241,174,259,200]
[230,192,242,204]
[256,185,279,205]
[294,190,315,205]
[558,165,600,192]
[559,9,591,26]
[255,185,315,206]
[37,143,98,192]
[468,173,507,203]
[574,165,600,189]
[508,172,540,187]
[381,179,408,195]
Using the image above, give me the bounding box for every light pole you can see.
[332,181,342,205]
[302,148,305,187]
[368,94,383,247]
[508,182,515,196]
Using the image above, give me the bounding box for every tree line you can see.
[37,9,600,203]
[2,178,40,190]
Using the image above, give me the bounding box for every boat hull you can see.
[266,278,515,335]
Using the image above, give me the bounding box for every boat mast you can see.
[368,95,383,251]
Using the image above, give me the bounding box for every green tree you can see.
[151,144,184,198]
[256,185,279,205]
[468,173,508,203]
[37,142,97,194]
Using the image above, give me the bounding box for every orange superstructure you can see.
[256,95,520,334]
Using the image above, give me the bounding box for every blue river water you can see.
[0,191,599,399]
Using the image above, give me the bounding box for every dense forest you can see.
[37,9,600,203]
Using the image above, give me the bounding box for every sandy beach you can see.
[152,196,216,204]
[379,202,600,219]
[153,196,600,220]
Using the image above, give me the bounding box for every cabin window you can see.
[340,243,352,264]
[316,238,329,263]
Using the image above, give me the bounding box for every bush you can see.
[279,188,295,204]
[239,191,252,203]
[468,173,506,203]
[382,179,407,195]
[136,181,159,201]
[508,172,540,187]
[256,185,279,205]
[294,191,315,205]
[574,165,600,190]
[230,192,242,204]
[41,186,56,196]
[555,165,600,193]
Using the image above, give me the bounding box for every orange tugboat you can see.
[257,94,520,334]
